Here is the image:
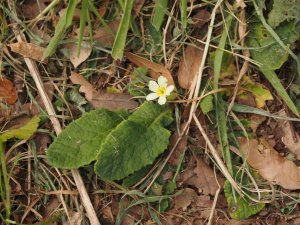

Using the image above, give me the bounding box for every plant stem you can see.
[0,141,10,222]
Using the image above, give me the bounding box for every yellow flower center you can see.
[156,86,166,97]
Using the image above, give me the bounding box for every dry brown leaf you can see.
[20,0,47,19]
[101,206,114,224]
[178,155,222,195]
[94,20,120,47]
[0,77,17,105]
[192,9,211,28]
[9,42,47,63]
[168,122,188,166]
[239,137,300,190]
[178,45,203,90]
[70,72,138,110]
[277,111,300,159]
[22,82,54,115]
[63,211,83,225]
[125,52,176,87]
[65,41,92,68]
[173,188,197,210]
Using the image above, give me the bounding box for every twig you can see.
[13,28,101,225]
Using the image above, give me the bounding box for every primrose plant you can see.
[47,76,174,181]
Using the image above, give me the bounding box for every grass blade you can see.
[180,0,187,30]
[111,0,134,59]
[261,68,299,116]
[43,0,78,59]
[77,0,88,56]
[151,0,168,31]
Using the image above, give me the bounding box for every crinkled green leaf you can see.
[200,95,214,114]
[95,102,173,180]
[0,116,40,142]
[268,0,300,28]
[224,181,265,220]
[46,109,129,169]
[246,21,298,70]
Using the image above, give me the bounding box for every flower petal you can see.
[146,93,158,101]
[149,80,159,92]
[166,85,174,95]
[158,76,168,87]
[158,96,167,105]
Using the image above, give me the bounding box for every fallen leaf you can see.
[0,77,17,104]
[94,20,120,47]
[178,155,222,195]
[63,211,83,225]
[65,41,92,68]
[178,45,204,90]
[9,42,47,63]
[70,72,138,110]
[20,0,47,19]
[126,52,176,87]
[22,82,54,115]
[277,111,300,160]
[239,76,273,108]
[239,137,300,190]
[101,206,114,224]
[192,9,211,28]
[173,188,197,210]
[168,123,188,166]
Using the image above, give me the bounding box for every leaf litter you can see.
[2,1,300,224]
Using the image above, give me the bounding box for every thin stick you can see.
[13,28,101,225]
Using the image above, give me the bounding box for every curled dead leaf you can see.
[65,41,92,68]
[277,111,300,160]
[178,45,204,90]
[125,52,176,87]
[0,77,17,105]
[70,72,138,110]
[9,42,47,63]
[239,137,300,190]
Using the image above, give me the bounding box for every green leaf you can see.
[151,0,168,31]
[46,109,129,169]
[224,181,265,220]
[200,95,213,114]
[246,21,298,70]
[0,116,40,142]
[111,0,134,59]
[268,0,300,28]
[95,102,173,180]
[43,0,78,59]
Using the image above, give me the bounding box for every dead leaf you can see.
[20,0,47,19]
[125,52,176,87]
[192,9,211,28]
[168,123,188,166]
[0,77,17,104]
[277,111,300,160]
[133,0,146,16]
[101,206,114,224]
[94,20,120,47]
[178,45,203,89]
[9,42,47,63]
[178,155,222,195]
[249,114,266,132]
[22,82,54,115]
[173,188,197,210]
[65,41,92,68]
[63,210,83,225]
[239,137,300,190]
[70,72,138,110]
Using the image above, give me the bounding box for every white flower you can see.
[146,76,174,105]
